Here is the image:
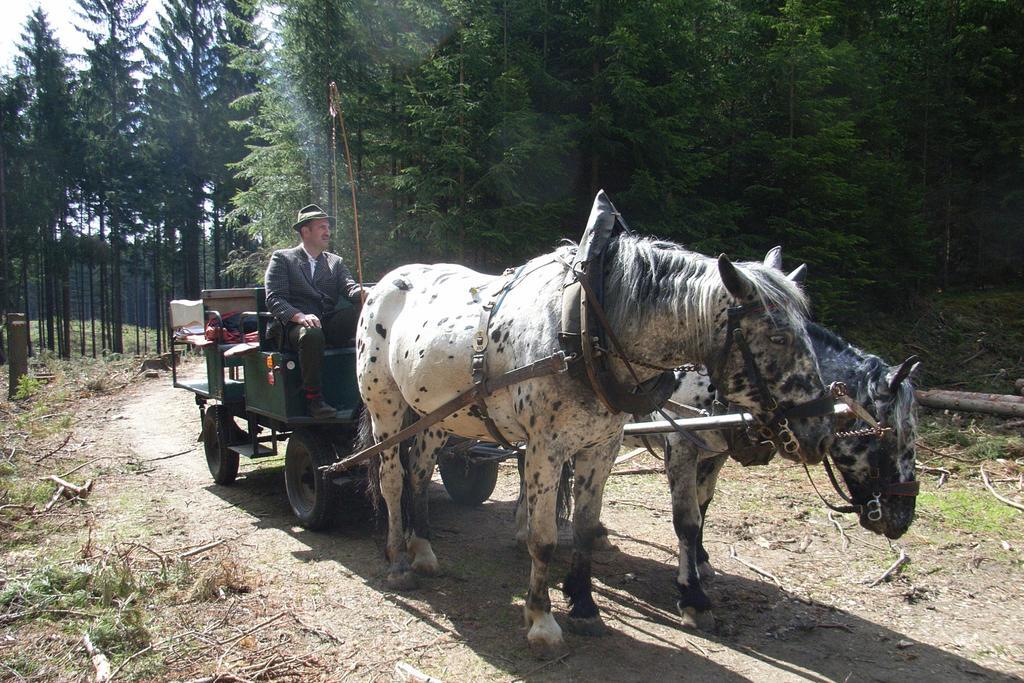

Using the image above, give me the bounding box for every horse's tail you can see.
[363,407,417,542]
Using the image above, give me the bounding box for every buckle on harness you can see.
[866,495,882,522]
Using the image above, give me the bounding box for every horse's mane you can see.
[807,323,917,451]
[601,233,810,361]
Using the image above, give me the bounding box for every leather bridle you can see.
[709,302,836,458]
[804,388,920,521]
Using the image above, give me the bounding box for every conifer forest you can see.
[1,0,1022,357]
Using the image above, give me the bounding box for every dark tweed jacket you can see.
[264,245,363,323]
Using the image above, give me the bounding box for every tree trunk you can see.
[99,208,108,352]
[212,202,221,288]
[111,208,124,354]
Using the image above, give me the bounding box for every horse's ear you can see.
[719,254,753,300]
[787,263,808,285]
[763,246,783,271]
[886,355,921,393]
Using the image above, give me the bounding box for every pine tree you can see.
[76,0,147,353]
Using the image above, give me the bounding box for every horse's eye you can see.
[768,334,787,345]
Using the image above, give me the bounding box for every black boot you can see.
[308,395,338,419]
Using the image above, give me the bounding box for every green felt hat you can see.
[292,204,335,232]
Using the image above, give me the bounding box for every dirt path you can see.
[91,370,1023,681]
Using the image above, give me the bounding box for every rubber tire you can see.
[203,405,240,485]
[285,429,340,530]
[438,452,499,506]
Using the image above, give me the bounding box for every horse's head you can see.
[710,252,834,464]
[832,355,921,538]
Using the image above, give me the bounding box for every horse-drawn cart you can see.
[168,287,510,529]
[167,282,869,536]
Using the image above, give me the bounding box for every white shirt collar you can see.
[299,244,320,262]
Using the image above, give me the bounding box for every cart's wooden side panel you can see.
[243,348,361,421]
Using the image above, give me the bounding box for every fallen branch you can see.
[140,448,194,463]
[512,652,570,681]
[82,633,111,682]
[980,465,1024,512]
[609,467,664,476]
[61,457,111,478]
[179,539,226,559]
[729,544,781,586]
[43,486,66,512]
[34,432,74,463]
[45,475,94,499]
[915,389,1024,418]
[215,610,288,647]
[868,546,909,587]
[395,662,444,683]
[917,464,952,487]
[827,511,849,552]
[915,442,982,463]
[613,447,648,466]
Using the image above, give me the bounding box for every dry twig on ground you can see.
[980,464,1024,512]
[868,546,909,587]
[33,432,74,463]
[827,511,850,551]
[729,544,782,586]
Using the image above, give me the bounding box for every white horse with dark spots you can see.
[356,229,834,654]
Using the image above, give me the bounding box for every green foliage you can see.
[14,375,42,400]
[2,0,1023,335]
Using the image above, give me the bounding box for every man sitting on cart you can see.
[265,204,364,419]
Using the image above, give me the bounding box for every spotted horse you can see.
[356,192,835,655]
[630,315,920,629]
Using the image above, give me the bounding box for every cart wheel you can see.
[438,452,499,506]
[203,405,240,485]
[285,429,340,530]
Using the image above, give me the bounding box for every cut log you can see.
[919,389,1024,404]
[915,390,1024,417]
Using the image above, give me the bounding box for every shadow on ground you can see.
[204,466,1014,682]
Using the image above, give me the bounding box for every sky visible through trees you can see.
[0,0,1021,357]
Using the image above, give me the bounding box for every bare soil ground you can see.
[4,361,1024,681]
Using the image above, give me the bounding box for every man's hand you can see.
[291,312,321,328]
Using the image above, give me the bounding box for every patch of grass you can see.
[917,490,1022,536]
[88,606,151,657]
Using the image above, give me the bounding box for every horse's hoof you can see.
[527,635,566,660]
[386,571,418,591]
[566,615,607,636]
[697,561,717,581]
[526,611,564,658]
[591,534,616,552]
[678,604,715,631]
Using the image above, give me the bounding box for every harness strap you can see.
[575,267,677,413]
[470,268,526,450]
[321,352,570,475]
